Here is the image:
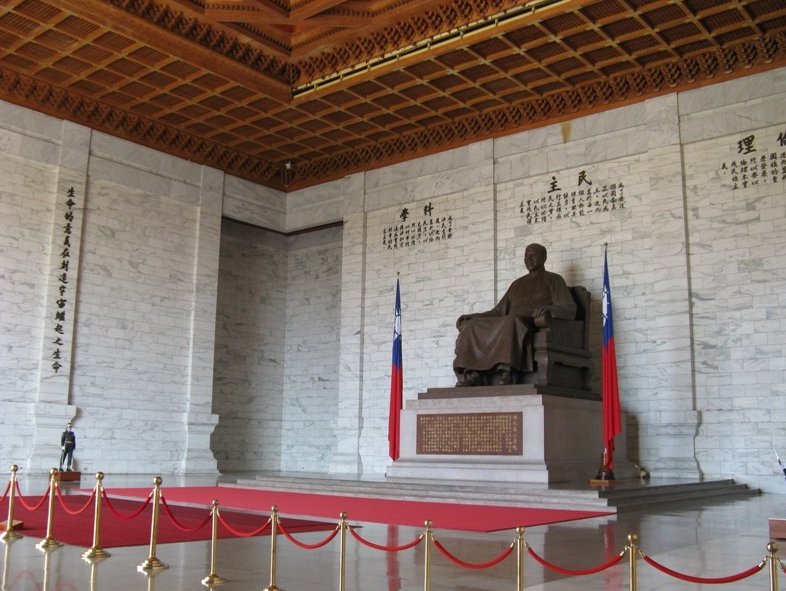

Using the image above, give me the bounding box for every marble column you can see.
[329,201,368,474]
[27,122,90,472]
[178,166,222,474]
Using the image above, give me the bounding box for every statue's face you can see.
[524,245,546,271]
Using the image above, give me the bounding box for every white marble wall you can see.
[212,220,288,471]
[0,148,57,465]
[681,80,786,492]
[0,104,222,475]
[492,98,699,477]
[281,227,342,470]
[2,65,785,491]
[313,69,785,488]
[211,221,342,473]
[70,177,197,472]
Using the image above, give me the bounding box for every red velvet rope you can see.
[278,520,340,549]
[101,489,153,520]
[14,480,48,497]
[217,512,272,537]
[349,527,424,552]
[527,545,625,575]
[433,539,514,569]
[54,486,96,516]
[0,480,10,503]
[641,554,765,584]
[159,496,212,532]
[13,482,50,512]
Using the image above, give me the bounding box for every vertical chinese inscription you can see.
[719,131,786,190]
[520,170,626,225]
[417,412,522,455]
[51,186,77,375]
[382,201,454,250]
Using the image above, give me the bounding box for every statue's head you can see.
[524,243,547,272]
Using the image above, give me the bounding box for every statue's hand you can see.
[532,307,551,328]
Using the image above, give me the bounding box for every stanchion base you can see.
[0,529,22,542]
[769,518,786,539]
[36,538,63,550]
[261,586,284,591]
[137,557,169,572]
[82,547,111,561]
[0,519,24,531]
[202,573,226,586]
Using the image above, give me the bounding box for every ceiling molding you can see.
[0,0,785,192]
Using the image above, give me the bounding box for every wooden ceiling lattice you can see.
[1,0,786,191]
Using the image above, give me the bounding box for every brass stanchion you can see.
[262,506,283,591]
[202,500,226,586]
[423,520,432,591]
[137,476,168,572]
[515,527,525,591]
[82,472,110,561]
[768,541,779,591]
[0,465,21,542]
[89,555,101,591]
[627,533,638,591]
[142,569,162,591]
[41,544,56,589]
[338,513,347,591]
[36,468,63,550]
[1,533,14,590]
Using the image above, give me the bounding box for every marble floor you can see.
[1,472,784,591]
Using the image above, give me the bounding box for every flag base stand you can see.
[589,456,616,486]
[589,476,615,486]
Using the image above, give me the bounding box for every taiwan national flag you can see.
[388,279,403,461]
[602,248,622,469]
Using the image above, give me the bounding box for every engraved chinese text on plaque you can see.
[416,412,523,455]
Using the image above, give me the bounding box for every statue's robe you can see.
[454,269,577,375]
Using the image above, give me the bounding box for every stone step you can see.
[232,475,607,511]
[228,473,758,514]
[599,479,758,511]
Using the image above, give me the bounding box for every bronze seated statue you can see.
[453,243,592,391]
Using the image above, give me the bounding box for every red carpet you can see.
[101,486,612,532]
[0,494,334,548]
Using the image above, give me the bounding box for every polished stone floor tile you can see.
[1,473,783,590]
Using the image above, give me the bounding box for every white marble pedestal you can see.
[386,385,626,484]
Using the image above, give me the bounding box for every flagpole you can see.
[388,274,403,461]
[602,243,614,480]
[592,243,622,485]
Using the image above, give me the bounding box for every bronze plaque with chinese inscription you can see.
[416,412,522,455]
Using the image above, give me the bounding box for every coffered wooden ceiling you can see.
[1,0,785,192]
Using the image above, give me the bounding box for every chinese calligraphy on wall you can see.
[51,186,77,375]
[719,131,786,190]
[382,201,453,250]
[521,170,625,225]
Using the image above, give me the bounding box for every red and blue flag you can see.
[602,248,622,469]
[388,279,403,461]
